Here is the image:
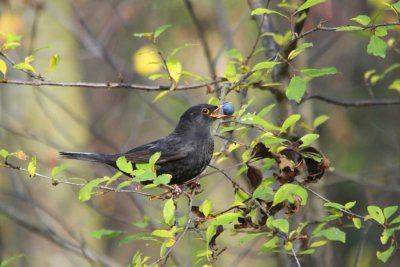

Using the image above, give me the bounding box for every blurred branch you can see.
[0,201,122,267]
[247,0,279,58]
[295,22,400,40]
[0,78,222,91]
[183,0,217,81]
[1,161,153,197]
[302,94,400,107]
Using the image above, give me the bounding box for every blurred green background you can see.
[0,0,399,266]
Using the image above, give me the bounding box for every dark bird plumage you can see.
[60,104,227,184]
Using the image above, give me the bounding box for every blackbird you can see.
[60,104,228,184]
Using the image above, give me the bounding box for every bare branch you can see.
[302,94,400,107]
[0,78,222,91]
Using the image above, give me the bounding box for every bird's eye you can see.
[201,108,210,115]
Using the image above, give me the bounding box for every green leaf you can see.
[118,233,157,245]
[116,180,133,191]
[153,90,170,102]
[51,164,68,178]
[344,201,356,210]
[0,58,7,77]
[377,243,395,263]
[153,174,171,185]
[272,184,308,206]
[0,254,24,267]
[251,61,281,72]
[252,180,274,201]
[286,76,306,103]
[380,229,391,245]
[149,152,161,172]
[367,35,387,58]
[367,206,385,224]
[14,62,35,73]
[389,79,400,92]
[224,62,238,83]
[272,219,289,234]
[335,26,364,32]
[251,8,287,19]
[288,42,313,60]
[257,104,275,117]
[324,202,345,210]
[199,199,213,217]
[91,229,124,239]
[297,0,327,12]
[390,214,400,225]
[227,48,243,61]
[205,224,216,244]
[27,156,37,177]
[350,15,370,26]
[310,240,328,248]
[154,24,172,39]
[212,212,241,226]
[352,218,362,229]
[299,133,319,147]
[0,148,10,159]
[133,32,153,38]
[1,32,21,50]
[383,206,398,220]
[260,236,279,253]
[374,26,393,37]
[78,178,106,202]
[280,114,301,133]
[298,249,315,255]
[313,115,330,128]
[315,227,346,243]
[118,233,157,246]
[301,67,337,78]
[116,156,133,174]
[152,229,174,238]
[46,54,60,72]
[166,58,182,88]
[163,198,175,226]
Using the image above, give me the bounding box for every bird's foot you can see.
[185,179,202,195]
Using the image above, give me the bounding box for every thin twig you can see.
[1,161,153,197]
[0,78,222,91]
[291,247,302,267]
[302,94,400,107]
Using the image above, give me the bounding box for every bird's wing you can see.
[123,138,189,164]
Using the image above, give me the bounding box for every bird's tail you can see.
[59,152,118,165]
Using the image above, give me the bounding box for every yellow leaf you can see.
[133,46,162,76]
[166,58,182,89]
[28,156,37,177]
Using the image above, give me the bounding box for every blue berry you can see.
[223,103,235,115]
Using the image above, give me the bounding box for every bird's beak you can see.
[210,104,228,119]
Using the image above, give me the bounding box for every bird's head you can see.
[175,104,228,132]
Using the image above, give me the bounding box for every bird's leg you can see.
[185,178,203,195]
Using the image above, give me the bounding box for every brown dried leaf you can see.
[277,157,297,184]
[246,164,263,192]
[209,225,224,251]
[251,142,274,159]
[12,150,28,160]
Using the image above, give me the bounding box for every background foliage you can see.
[0,0,400,266]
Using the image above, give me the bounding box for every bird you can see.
[60,104,229,185]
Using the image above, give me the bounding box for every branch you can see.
[0,78,222,91]
[1,161,153,197]
[295,22,400,41]
[302,94,400,107]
